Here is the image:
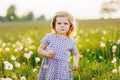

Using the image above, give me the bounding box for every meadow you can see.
[0,19,120,80]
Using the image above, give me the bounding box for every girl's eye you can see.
[57,22,61,25]
[64,23,68,25]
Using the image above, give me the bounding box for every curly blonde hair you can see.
[51,11,76,38]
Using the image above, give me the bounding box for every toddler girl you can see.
[38,11,80,80]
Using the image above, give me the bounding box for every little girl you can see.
[38,11,80,80]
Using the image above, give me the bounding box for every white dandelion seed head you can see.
[5,62,13,70]
[2,42,6,47]
[35,57,40,63]
[14,62,21,68]
[29,51,33,55]
[112,57,117,63]
[21,76,26,80]
[112,49,116,53]
[11,55,16,61]
[112,69,117,73]
[100,42,105,48]
[5,47,10,52]
[24,53,31,59]
[112,45,117,50]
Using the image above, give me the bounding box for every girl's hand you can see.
[72,64,79,71]
[46,50,55,58]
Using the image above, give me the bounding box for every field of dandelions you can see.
[0,19,120,80]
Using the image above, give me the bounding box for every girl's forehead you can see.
[56,17,69,22]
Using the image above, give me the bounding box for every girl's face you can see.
[55,17,70,35]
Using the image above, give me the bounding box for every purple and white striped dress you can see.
[38,33,78,80]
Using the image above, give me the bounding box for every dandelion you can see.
[35,57,40,63]
[6,78,13,80]
[16,41,23,50]
[24,53,31,59]
[2,42,6,47]
[112,45,117,53]
[11,55,16,61]
[100,42,105,48]
[19,45,23,51]
[21,76,26,80]
[4,62,13,70]
[112,45,117,50]
[13,41,23,51]
[29,51,33,55]
[112,57,117,63]
[27,37,33,44]
[14,61,21,68]
[5,47,10,52]
[112,69,117,73]
[0,78,13,80]
[92,77,95,80]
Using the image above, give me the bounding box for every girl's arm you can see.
[38,43,55,58]
[73,52,80,70]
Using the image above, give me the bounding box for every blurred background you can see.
[0,0,120,22]
[0,0,120,80]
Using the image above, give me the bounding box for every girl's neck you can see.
[56,33,68,38]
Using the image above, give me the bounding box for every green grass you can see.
[0,19,120,80]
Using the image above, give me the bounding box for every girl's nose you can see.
[61,24,64,27]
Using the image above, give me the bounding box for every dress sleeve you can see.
[41,34,51,46]
[70,40,78,54]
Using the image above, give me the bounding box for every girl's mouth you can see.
[61,29,65,30]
